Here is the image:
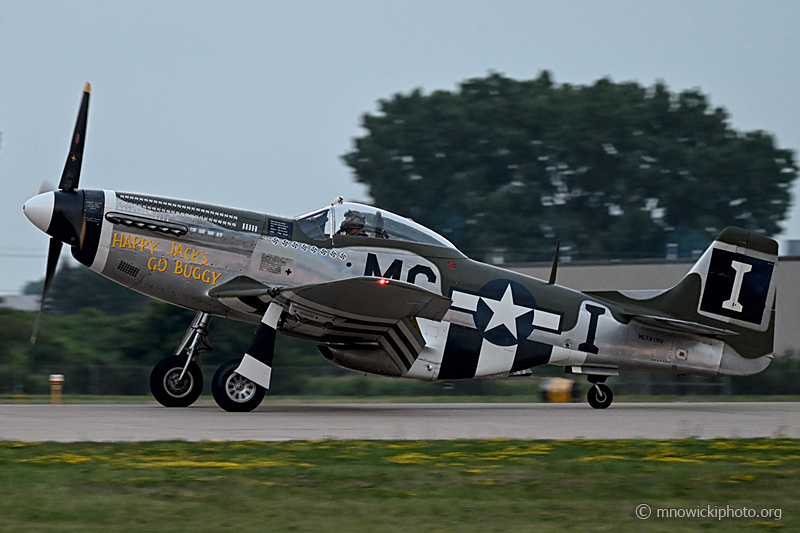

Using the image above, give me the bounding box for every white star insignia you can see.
[481,284,530,339]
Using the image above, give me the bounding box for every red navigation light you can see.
[377,278,389,285]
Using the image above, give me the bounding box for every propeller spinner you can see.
[23,83,92,343]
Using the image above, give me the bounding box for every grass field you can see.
[0,439,796,532]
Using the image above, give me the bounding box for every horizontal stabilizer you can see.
[630,315,739,337]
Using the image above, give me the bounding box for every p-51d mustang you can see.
[23,85,778,411]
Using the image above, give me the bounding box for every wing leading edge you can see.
[210,276,452,376]
[210,275,450,323]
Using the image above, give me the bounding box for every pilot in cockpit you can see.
[337,210,369,236]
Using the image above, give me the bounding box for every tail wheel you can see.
[587,383,613,409]
[150,356,203,407]
[212,360,265,412]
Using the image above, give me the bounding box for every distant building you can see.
[0,294,40,312]
[784,239,800,257]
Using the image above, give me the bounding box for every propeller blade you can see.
[31,237,62,345]
[37,180,56,195]
[30,84,91,343]
[58,82,91,192]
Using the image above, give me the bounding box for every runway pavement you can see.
[1,401,798,442]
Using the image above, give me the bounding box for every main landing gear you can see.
[149,310,272,412]
[150,356,204,407]
[150,312,211,408]
[212,360,266,412]
[586,375,613,409]
[210,302,280,412]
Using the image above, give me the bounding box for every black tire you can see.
[212,360,266,412]
[150,356,203,407]
[587,383,613,409]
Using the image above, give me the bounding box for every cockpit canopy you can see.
[295,202,455,249]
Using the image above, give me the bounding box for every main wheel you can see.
[150,356,203,407]
[212,360,266,412]
[587,383,613,409]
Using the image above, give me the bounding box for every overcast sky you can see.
[2,0,799,295]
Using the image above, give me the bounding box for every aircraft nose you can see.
[23,191,56,233]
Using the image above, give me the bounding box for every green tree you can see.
[343,72,797,261]
[25,263,149,315]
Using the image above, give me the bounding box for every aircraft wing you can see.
[211,276,451,375]
[278,277,451,323]
[209,275,276,299]
[211,275,450,322]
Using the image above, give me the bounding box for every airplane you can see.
[22,85,778,412]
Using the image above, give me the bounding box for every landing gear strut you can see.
[150,311,211,408]
[586,375,613,409]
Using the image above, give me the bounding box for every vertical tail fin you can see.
[690,227,777,334]
[655,227,777,358]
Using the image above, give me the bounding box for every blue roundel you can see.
[473,279,537,346]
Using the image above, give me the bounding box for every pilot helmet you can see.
[342,210,366,230]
